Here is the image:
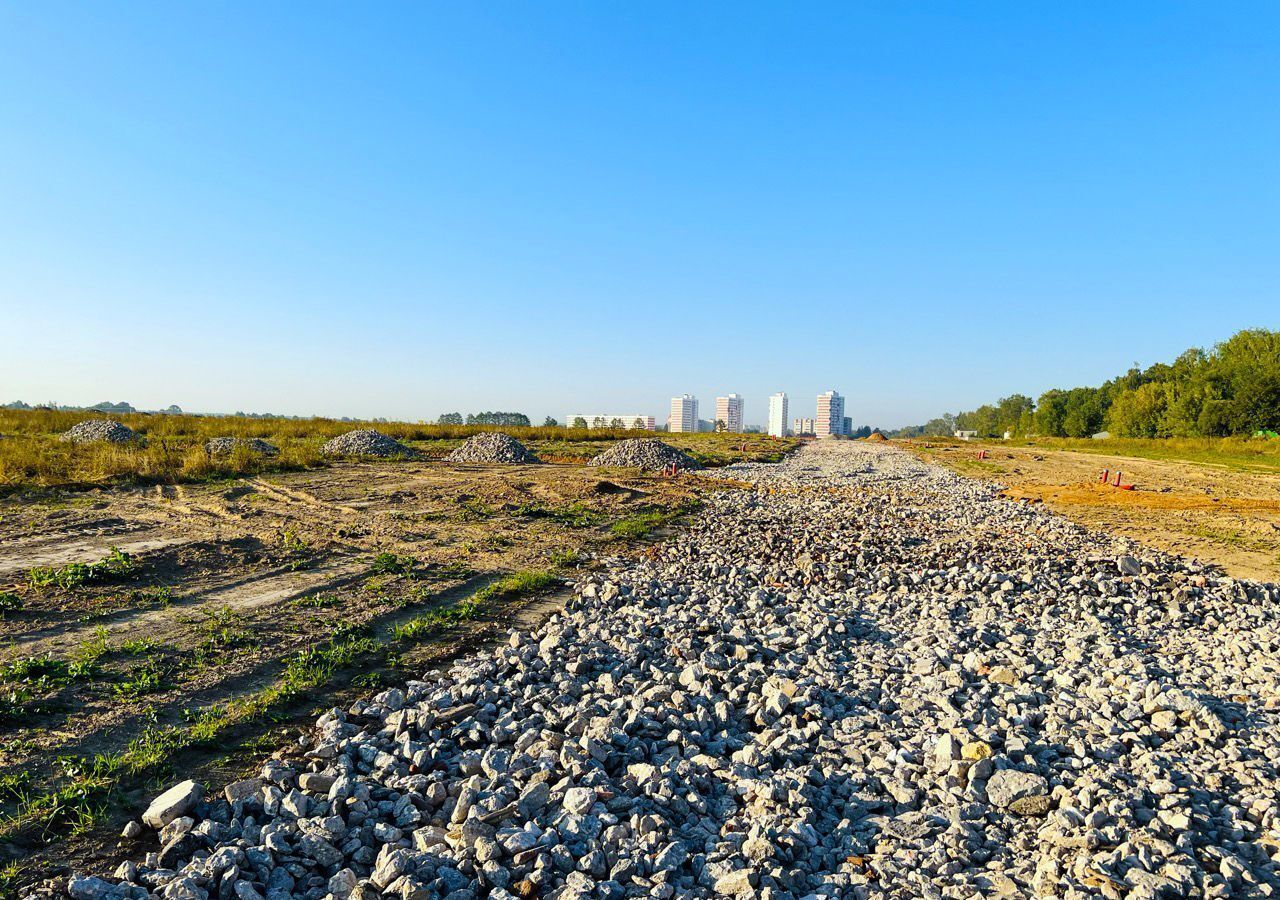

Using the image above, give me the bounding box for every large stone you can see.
[142,779,203,829]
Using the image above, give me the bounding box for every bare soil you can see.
[904,439,1280,583]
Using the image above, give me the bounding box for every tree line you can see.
[893,328,1280,439]
[436,412,532,427]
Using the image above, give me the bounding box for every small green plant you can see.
[0,591,23,616]
[69,626,111,678]
[113,659,172,698]
[458,498,493,521]
[120,637,159,656]
[279,529,312,571]
[291,593,340,609]
[549,548,584,568]
[28,547,140,590]
[193,606,253,666]
[369,552,414,576]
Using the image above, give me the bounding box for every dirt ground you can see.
[0,457,719,890]
[904,439,1280,583]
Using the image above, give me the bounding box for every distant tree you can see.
[571,416,588,429]
[437,412,464,426]
[592,416,606,429]
[1108,383,1168,438]
[610,417,624,429]
[714,419,727,433]
[632,417,645,430]
[543,416,558,427]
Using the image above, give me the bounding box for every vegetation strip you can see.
[0,568,562,849]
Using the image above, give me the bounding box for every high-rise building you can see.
[816,391,845,436]
[792,417,815,436]
[669,395,698,433]
[715,394,744,433]
[767,392,789,437]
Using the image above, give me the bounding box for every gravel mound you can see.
[59,419,143,445]
[67,442,1280,899]
[320,430,418,459]
[203,437,280,457]
[587,438,701,471]
[445,432,539,464]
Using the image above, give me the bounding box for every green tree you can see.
[1107,383,1168,438]
[571,417,587,429]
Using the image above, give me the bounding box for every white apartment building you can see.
[767,392,789,437]
[715,394,744,432]
[793,417,815,435]
[669,395,698,433]
[816,390,845,436]
[566,415,655,431]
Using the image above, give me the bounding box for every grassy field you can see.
[0,409,795,493]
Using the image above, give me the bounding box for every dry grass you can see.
[0,409,797,493]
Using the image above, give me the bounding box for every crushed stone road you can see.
[67,442,1280,900]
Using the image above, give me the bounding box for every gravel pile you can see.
[587,438,701,472]
[203,437,280,457]
[446,433,539,465]
[320,430,418,459]
[65,442,1280,900]
[59,419,143,445]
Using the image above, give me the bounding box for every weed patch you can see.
[28,547,140,590]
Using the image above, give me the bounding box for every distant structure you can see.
[669,395,698,433]
[842,416,852,435]
[567,414,655,431]
[793,417,815,436]
[715,394,745,433]
[954,430,977,440]
[767,392,789,437]
[816,391,846,436]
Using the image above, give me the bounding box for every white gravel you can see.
[446,433,539,465]
[204,438,279,457]
[68,442,1280,900]
[59,419,143,445]
[588,439,701,472]
[320,430,418,459]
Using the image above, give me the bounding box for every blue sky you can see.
[1,3,1276,428]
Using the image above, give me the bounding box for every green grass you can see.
[514,502,604,528]
[392,569,558,641]
[609,502,700,540]
[27,547,140,590]
[1,860,23,898]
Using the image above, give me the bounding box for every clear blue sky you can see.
[2,4,1276,428]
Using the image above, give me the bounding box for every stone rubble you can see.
[588,439,701,472]
[59,419,144,445]
[445,433,540,465]
[320,431,419,460]
[64,442,1280,899]
[203,438,280,458]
